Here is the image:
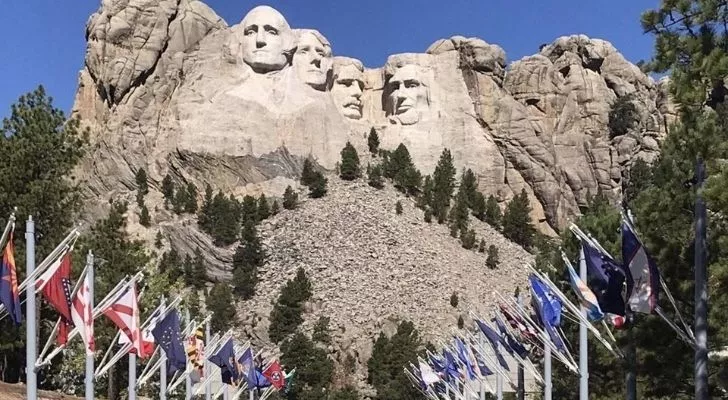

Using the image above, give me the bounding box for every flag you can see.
[499,304,538,342]
[470,344,493,377]
[454,337,476,380]
[238,347,255,387]
[70,270,94,354]
[35,251,74,345]
[442,350,461,381]
[186,325,205,383]
[582,241,630,318]
[209,338,238,385]
[494,315,529,358]
[529,275,566,352]
[622,221,660,314]
[475,319,510,371]
[262,360,286,390]
[102,283,141,355]
[151,309,187,376]
[418,361,440,385]
[0,234,21,325]
[566,249,605,322]
[284,369,296,394]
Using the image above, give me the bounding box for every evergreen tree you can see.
[184,183,198,213]
[308,171,328,198]
[198,184,213,224]
[478,239,486,253]
[139,203,151,227]
[368,164,384,189]
[395,200,403,215]
[367,321,426,399]
[608,94,638,138]
[368,127,380,155]
[280,332,333,399]
[484,195,502,229]
[623,158,653,205]
[269,268,312,343]
[431,149,457,221]
[154,230,163,249]
[161,174,175,207]
[241,195,259,225]
[417,175,434,210]
[457,315,465,329]
[460,168,478,208]
[159,246,183,282]
[283,185,298,210]
[135,167,148,207]
[449,186,470,235]
[486,245,499,269]
[472,192,487,221]
[312,316,331,344]
[460,228,476,250]
[339,141,361,180]
[271,199,280,215]
[300,158,317,186]
[450,292,459,308]
[257,194,270,220]
[198,191,241,247]
[208,283,236,333]
[173,185,188,214]
[232,260,257,300]
[182,253,195,286]
[502,190,535,249]
[424,208,432,223]
[192,247,207,287]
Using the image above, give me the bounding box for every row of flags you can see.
[406,208,693,398]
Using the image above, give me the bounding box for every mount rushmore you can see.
[72,1,671,234]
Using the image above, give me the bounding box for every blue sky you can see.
[0,0,659,119]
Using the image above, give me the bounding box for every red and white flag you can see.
[262,360,286,390]
[35,251,74,345]
[103,282,141,355]
[71,271,94,355]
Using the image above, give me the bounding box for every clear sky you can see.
[0,0,659,120]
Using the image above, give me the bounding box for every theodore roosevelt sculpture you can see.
[331,57,365,119]
[293,29,333,91]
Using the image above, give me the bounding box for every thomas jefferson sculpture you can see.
[293,29,333,91]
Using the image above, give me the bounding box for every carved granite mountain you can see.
[73,1,668,235]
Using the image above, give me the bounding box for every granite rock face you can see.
[73,2,667,234]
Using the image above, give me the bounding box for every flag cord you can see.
[655,306,696,347]
[659,277,696,340]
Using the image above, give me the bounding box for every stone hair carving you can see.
[331,57,365,119]
[239,5,295,73]
[293,29,333,91]
[383,54,433,125]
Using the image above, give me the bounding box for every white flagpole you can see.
[544,333,552,400]
[186,308,192,400]
[160,297,167,400]
[579,250,589,400]
[26,216,37,400]
[85,251,95,400]
[206,319,212,400]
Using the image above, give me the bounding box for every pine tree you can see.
[502,189,535,249]
[484,195,502,229]
[241,195,258,225]
[367,321,424,399]
[417,175,434,210]
[623,158,653,204]
[232,241,258,300]
[271,199,280,215]
[159,246,183,281]
[368,164,384,189]
[395,200,403,215]
[135,167,148,207]
[280,332,333,399]
[268,268,313,343]
[154,231,163,249]
[450,292,459,308]
[257,194,270,220]
[460,228,476,250]
[192,248,207,287]
[185,183,198,213]
[308,171,328,198]
[139,204,151,227]
[339,141,361,180]
[283,185,298,210]
[173,185,188,214]
[472,192,487,221]
[449,186,470,235]
[208,283,236,333]
[312,316,332,344]
[368,127,380,156]
[478,239,486,253]
[460,168,478,208]
[457,315,465,329]
[486,245,499,269]
[424,208,432,223]
[161,174,175,207]
[183,253,195,286]
[198,191,241,247]
[432,149,457,221]
[300,158,317,186]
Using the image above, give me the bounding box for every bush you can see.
[486,245,500,269]
[395,201,403,214]
[283,186,298,210]
[450,292,459,308]
[368,164,384,189]
[608,94,638,138]
[460,228,477,250]
[308,171,328,198]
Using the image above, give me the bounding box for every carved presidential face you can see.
[387,64,429,125]
[331,64,365,119]
[293,31,332,90]
[240,6,293,73]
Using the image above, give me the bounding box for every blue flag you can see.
[454,337,476,380]
[582,241,629,317]
[151,309,186,376]
[239,347,256,387]
[475,319,510,371]
[529,275,566,352]
[494,315,529,359]
[442,350,461,381]
[208,338,238,385]
[621,221,660,314]
[470,344,493,377]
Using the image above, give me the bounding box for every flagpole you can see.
[85,251,95,400]
[129,352,137,400]
[26,216,37,400]
[579,249,588,400]
[206,318,212,400]
[160,297,168,400]
[544,330,552,400]
[694,157,709,400]
[185,308,192,400]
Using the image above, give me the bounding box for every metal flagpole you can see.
[160,297,168,400]
[129,353,137,400]
[517,291,525,400]
[695,157,709,400]
[626,310,636,400]
[206,319,212,400]
[26,216,37,400]
[544,331,552,400]
[85,251,95,400]
[186,309,192,400]
[579,250,588,400]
